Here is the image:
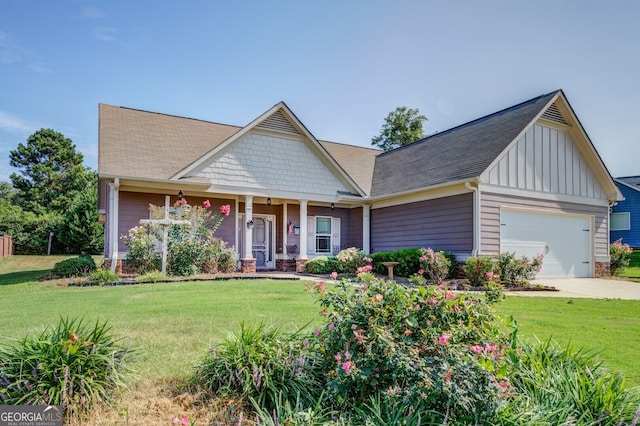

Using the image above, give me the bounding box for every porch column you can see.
[241,195,256,273]
[282,202,288,253]
[363,204,371,254]
[297,200,308,272]
[109,178,120,274]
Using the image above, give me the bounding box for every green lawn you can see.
[1,255,639,387]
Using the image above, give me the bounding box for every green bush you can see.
[335,247,372,275]
[498,339,640,425]
[304,256,340,274]
[464,256,497,287]
[417,247,451,284]
[52,255,96,277]
[201,237,237,273]
[0,317,134,419]
[610,239,633,276]
[193,323,323,412]
[370,248,421,277]
[86,268,120,284]
[123,224,162,274]
[496,252,543,286]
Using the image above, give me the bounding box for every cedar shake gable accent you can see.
[319,140,380,196]
[370,91,560,197]
[99,104,241,180]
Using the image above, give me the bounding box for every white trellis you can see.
[139,195,189,275]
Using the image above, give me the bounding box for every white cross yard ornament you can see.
[139,195,189,275]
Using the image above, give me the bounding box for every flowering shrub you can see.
[464,256,497,287]
[417,247,451,284]
[495,252,543,286]
[610,239,633,276]
[336,247,372,275]
[123,199,235,276]
[308,275,514,422]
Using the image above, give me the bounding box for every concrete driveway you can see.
[511,278,640,300]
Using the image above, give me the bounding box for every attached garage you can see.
[500,209,592,278]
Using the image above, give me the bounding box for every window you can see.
[315,217,332,254]
[611,212,630,231]
[307,216,341,256]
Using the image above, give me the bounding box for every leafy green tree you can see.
[0,199,62,254]
[9,128,91,214]
[371,106,427,151]
[57,176,104,254]
[0,182,17,202]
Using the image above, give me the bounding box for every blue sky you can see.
[1,1,639,182]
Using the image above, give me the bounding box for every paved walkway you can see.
[249,272,640,300]
[512,278,640,300]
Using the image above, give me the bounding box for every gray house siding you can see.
[480,191,609,256]
[349,207,364,249]
[370,193,473,253]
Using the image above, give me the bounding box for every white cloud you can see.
[0,110,33,133]
[94,27,117,42]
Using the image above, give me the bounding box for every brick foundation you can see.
[295,258,308,273]
[240,258,257,273]
[595,261,610,278]
[103,259,134,275]
[276,259,297,272]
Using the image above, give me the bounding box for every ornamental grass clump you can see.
[193,323,324,412]
[0,317,134,419]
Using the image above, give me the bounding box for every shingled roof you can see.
[319,140,380,195]
[370,90,560,197]
[99,104,241,180]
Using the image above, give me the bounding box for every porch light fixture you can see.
[177,190,183,200]
[267,197,271,206]
[330,203,335,211]
[247,220,254,229]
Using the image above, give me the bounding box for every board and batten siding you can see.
[480,192,609,257]
[486,123,605,199]
[370,193,473,254]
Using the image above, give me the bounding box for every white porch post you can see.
[161,196,170,275]
[243,195,254,259]
[299,200,308,259]
[363,204,371,253]
[109,178,120,274]
[282,202,288,254]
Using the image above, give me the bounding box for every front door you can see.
[239,214,275,270]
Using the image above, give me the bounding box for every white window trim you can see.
[610,211,631,231]
[307,216,341,256]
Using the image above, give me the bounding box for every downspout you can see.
[109,178,120,274]
[465,181,479,257]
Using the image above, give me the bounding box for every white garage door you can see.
[500,209,592,278]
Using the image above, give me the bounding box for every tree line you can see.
[0,129,103,255]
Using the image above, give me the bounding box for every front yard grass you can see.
[621,249,640,278]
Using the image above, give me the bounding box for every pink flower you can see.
[418,269,424,275]
[313,329,320,336]
[470,345,484,354]
[181,418,190,426]
[341,361,353,373]
[444,370,452,382]
[303,339,309,346]
[330,271,338,280]
[344,351,352,360]
[219,204,231,216]
[335,353,342,362]
[328,323,335,331]
[317,282,326,292]
[445,291,455,299]
[374,294,383,302]
[202,199,211,208]
[485,271,494,277]
[438,333,452,345]
[485,343,497,352]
